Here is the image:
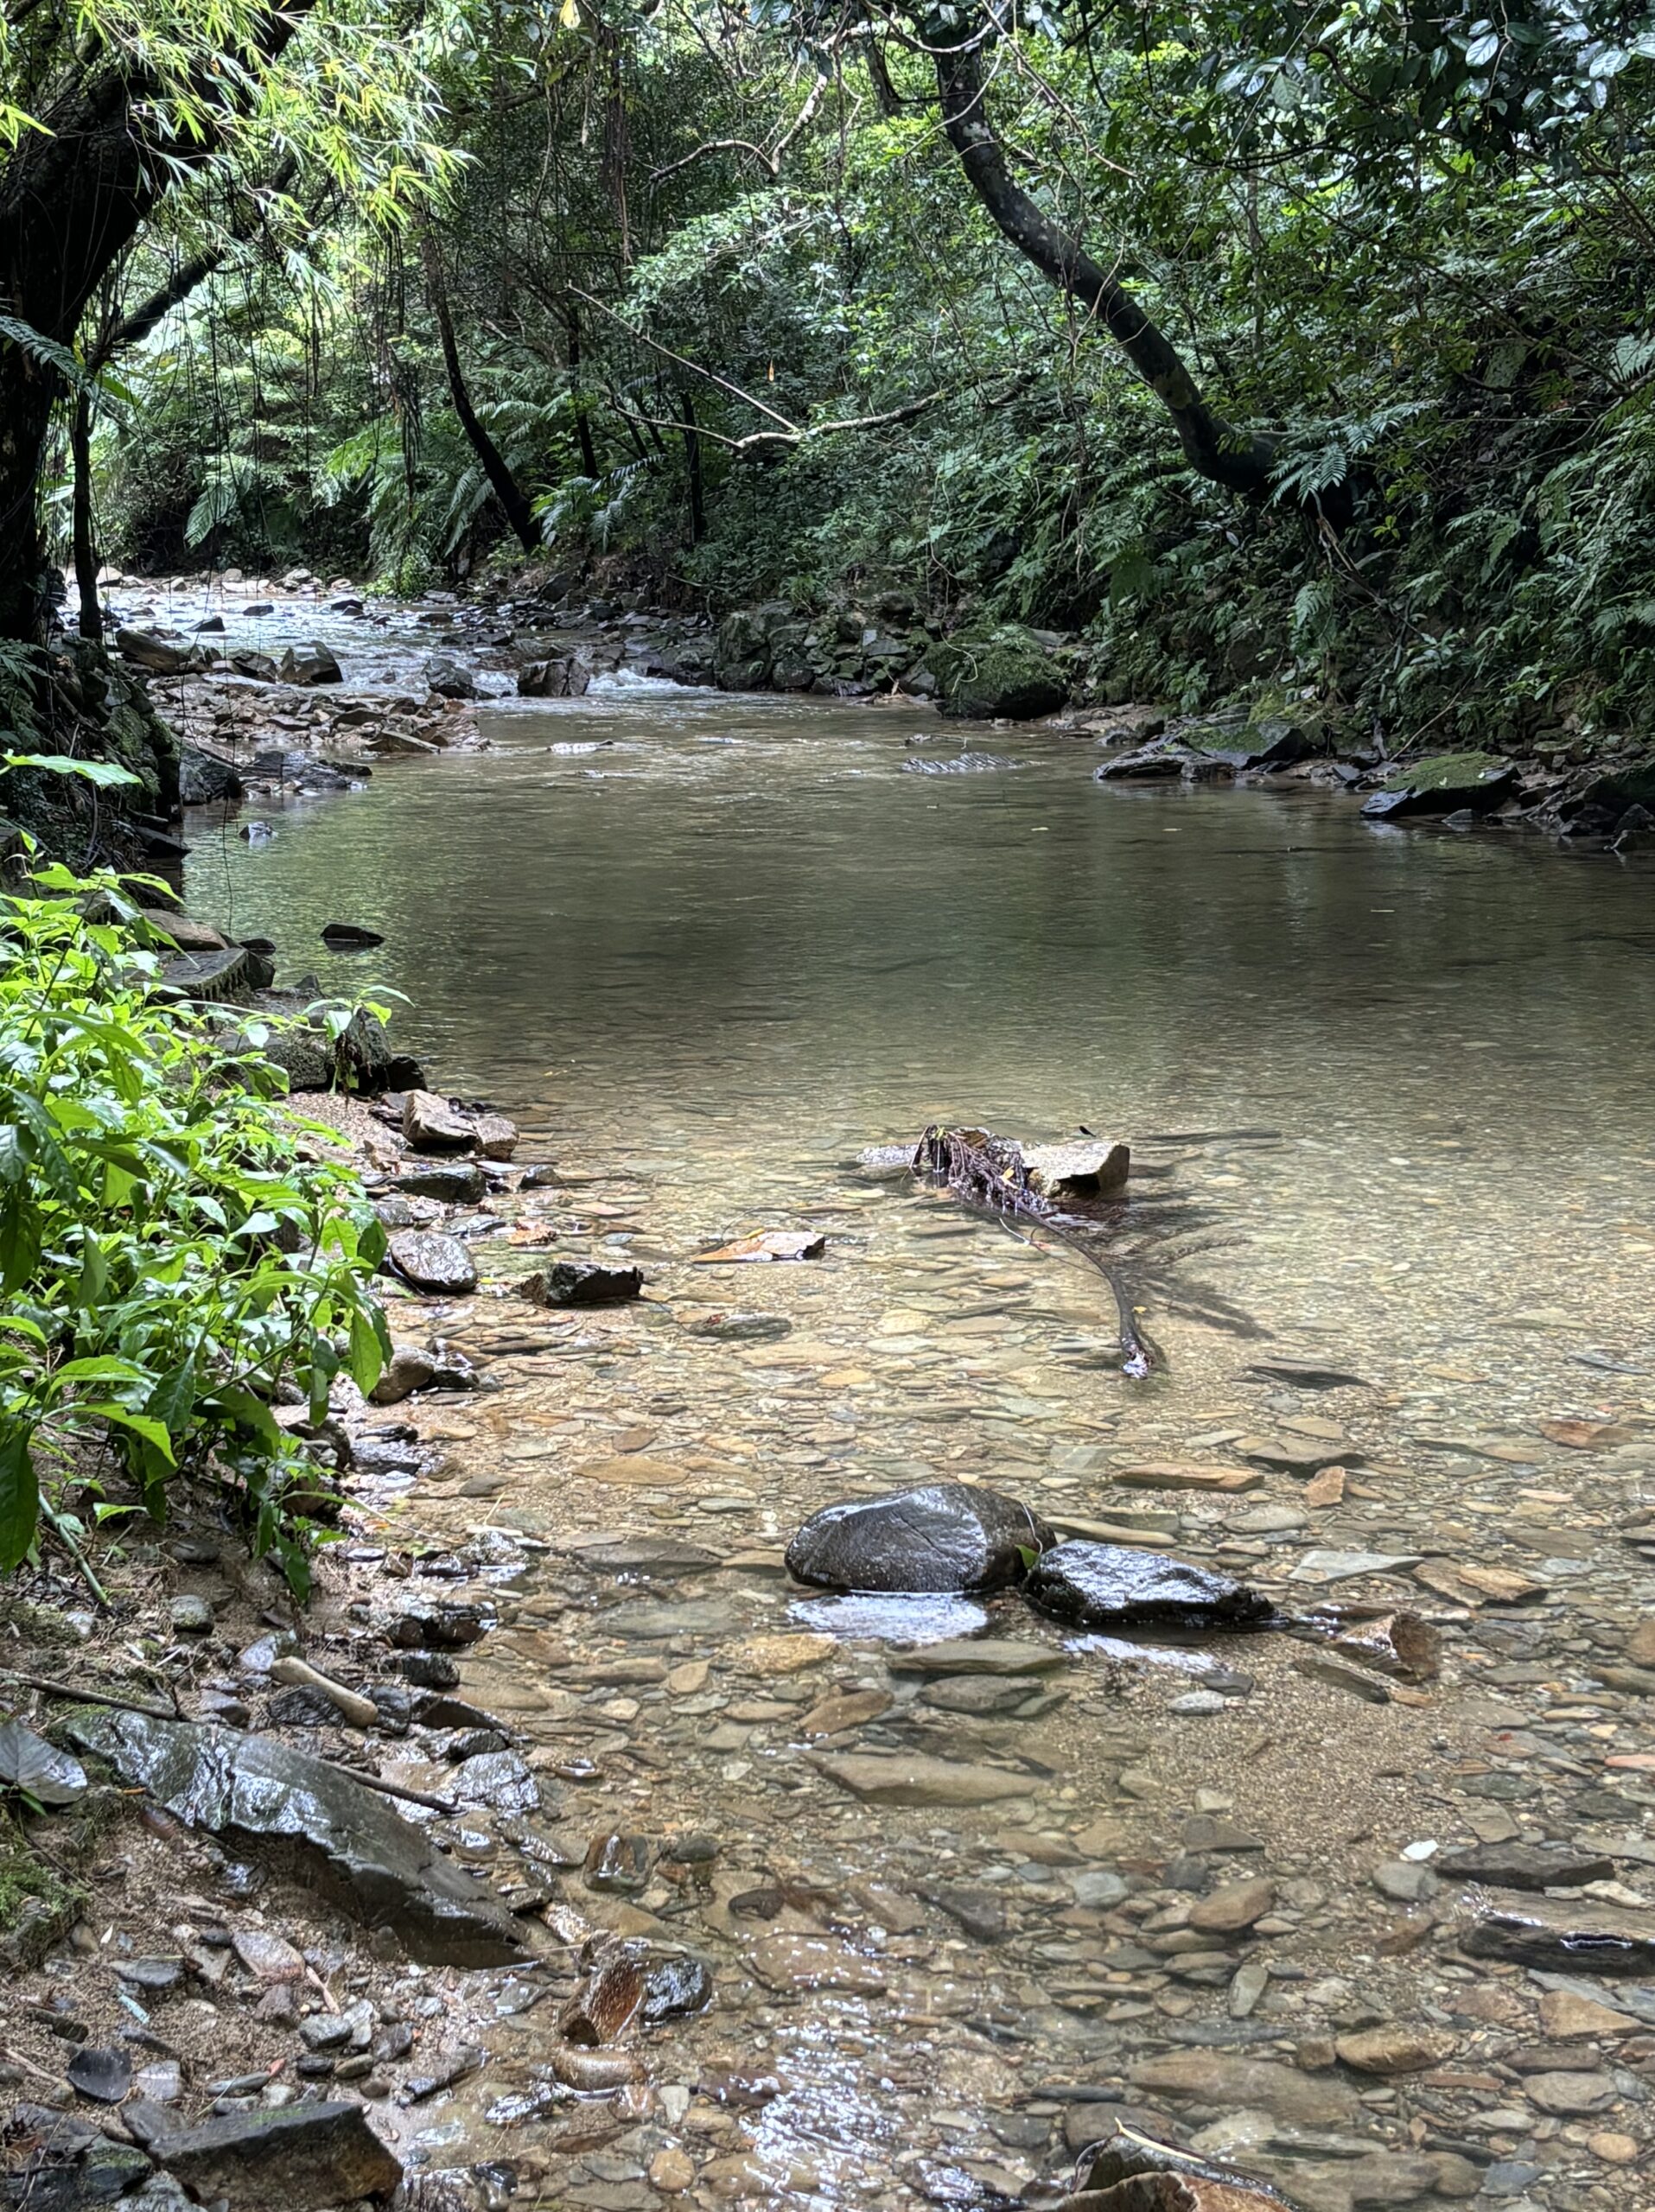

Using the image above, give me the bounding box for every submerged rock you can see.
[811,1752,1031,1806]
[147,2101,400,2209]
[522,1259,643,1306]
[1435,1841,1614,1890]
[785,1483,1054,1593]
[1023,1541,1273,1630]
[67,1710,522,1966]
[1070,2117,1307,2210]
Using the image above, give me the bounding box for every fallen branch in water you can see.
[909,1125,1161,1376]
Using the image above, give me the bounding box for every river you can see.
[181,663,1655,2210]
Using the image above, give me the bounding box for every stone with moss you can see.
[1362,750,1515,818]
[925,627,1068,720]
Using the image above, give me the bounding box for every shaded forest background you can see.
[41,0,1655,745]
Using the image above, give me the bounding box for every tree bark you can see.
[70,389,101,641]
[0,7,313,641]
[567,302,600,480]
[678,383,704,543]
[931,40,1276,497]
[418,229,540,554]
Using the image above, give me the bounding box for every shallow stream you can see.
[182,671,1655,2210]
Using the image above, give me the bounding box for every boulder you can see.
[387,1230,477,1294]
[254,996,400,1093]
[67,1710,522,1965]
[139,908,227,953]
[926,627,1067,719]
[147,2102,400,2209]
[368,1344,438,1406]
[1096,743,1189,781]
[1021,1139,1130,1201]
[474,1111,519,1160]
[115,626,202,675]
[1023,1541,1273,1630]
[403,1088,477,1153]
[1361,750,1515,819]
[522,1260,643,1307]
[389,1160,486,1203]
[518,656,590,698]
[177,744,243,804]
[423,655,476,700]
[278,643,343,686]
[786,1483,1054,1593]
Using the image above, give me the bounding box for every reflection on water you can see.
[188,682,1655,1389]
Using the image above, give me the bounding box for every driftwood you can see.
[909,1125,1265,1377]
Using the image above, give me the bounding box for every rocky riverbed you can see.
[86,565,1655,858]
[3,1074,1652,2212]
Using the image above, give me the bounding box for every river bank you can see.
[82,566,1655,861]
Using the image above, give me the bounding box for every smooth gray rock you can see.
[1024,1541,1273,1630]
[67,1711,522,1966]
[786,1484,1054,1594]
[386,1230,476,1294]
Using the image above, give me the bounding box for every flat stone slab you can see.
[810,1752,1033,1806]
[149,2101,400,2209]
[69,1711,522,1967]
[1024,1541,1272,1631]
[1461,1891,1655,1978]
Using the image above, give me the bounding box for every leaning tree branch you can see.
[650,73,826,188]
[927,35,1277,497]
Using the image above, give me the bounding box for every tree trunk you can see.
[418,230,540,554]
[0,8,314,641]
[931,40,1276,497]
[70,389,102,642]
[678,384,705,544]
[567,304,600,480]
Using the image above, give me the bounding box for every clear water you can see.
[188,679,1655,1389]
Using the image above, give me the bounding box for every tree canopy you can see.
[19,0,1655,741]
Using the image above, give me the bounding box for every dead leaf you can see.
[692,1230,826,1264]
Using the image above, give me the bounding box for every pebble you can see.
[169,1594,213,1634]
[1372,1859,1438,1904]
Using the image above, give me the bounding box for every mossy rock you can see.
[926,627,1068,720]
[1363,750,1515,818]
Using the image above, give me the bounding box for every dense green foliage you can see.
[61,1,1655,747]
[0,815,389,1595]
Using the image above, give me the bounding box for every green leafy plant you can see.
[0,816,391,1598]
